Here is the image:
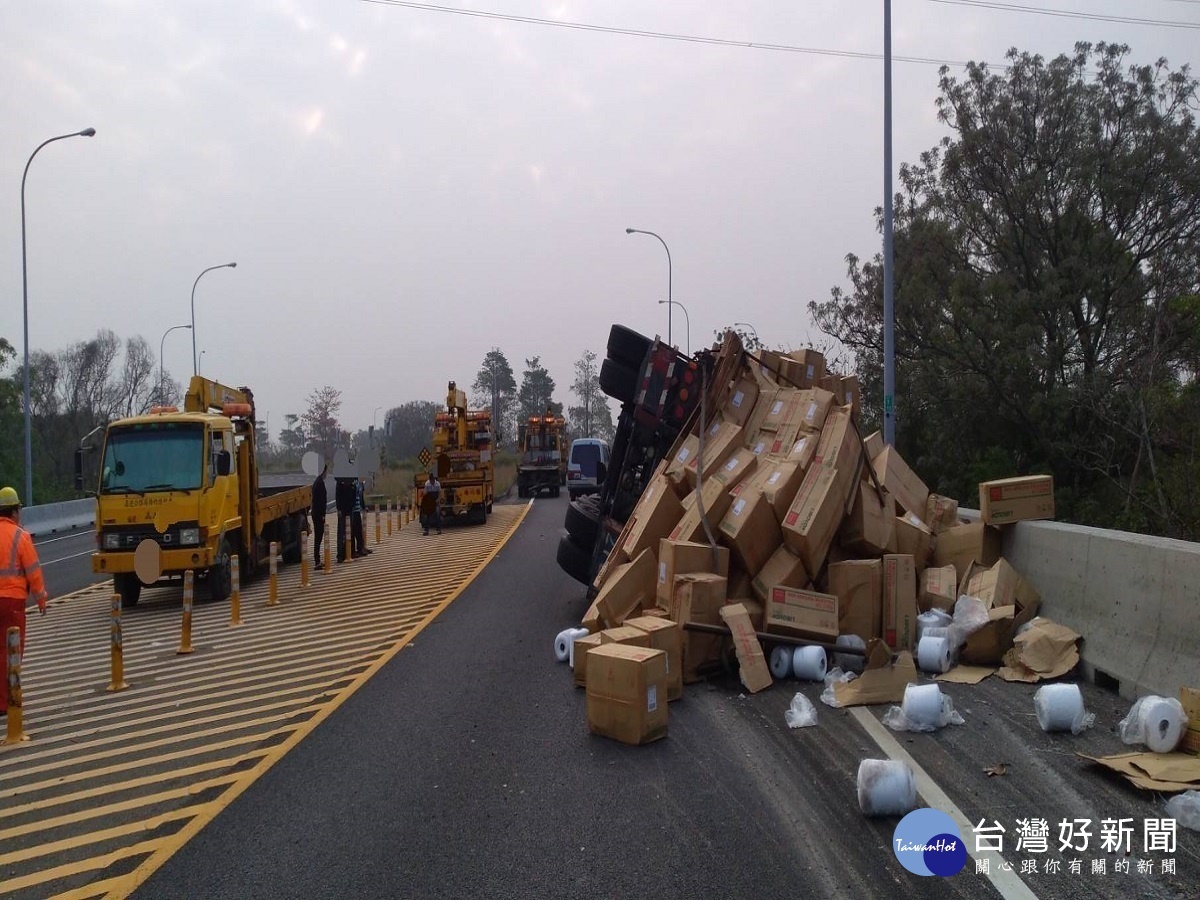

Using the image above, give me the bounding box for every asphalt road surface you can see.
[129,495,1197,900]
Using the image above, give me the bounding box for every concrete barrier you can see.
[20,499,94,537]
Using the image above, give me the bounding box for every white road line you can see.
[42,549,97,566]
[34,529,95,546]
[849,707,1040,900]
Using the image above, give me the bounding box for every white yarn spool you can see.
[834,634,866,674]
[857,759,916,817]
[554,629,573,662]
[901,683,945,729]
[1141,697,1186,753]
[916,609,952,645]
[565,628,589,667]
[917,635,952,673]
[1034,683,1086,732]
[792,645,828,682]
[769,646,792,679]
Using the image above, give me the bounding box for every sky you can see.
[2,0,1197,439]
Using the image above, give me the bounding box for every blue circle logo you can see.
[892,810,967,877]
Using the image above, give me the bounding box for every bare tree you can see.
[302,386,342,462]
[116,335,156,417]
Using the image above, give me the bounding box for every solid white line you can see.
[41,549,97,566]
[33,529,95,546]
[849,707,1040,900]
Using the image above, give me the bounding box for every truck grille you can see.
[101,523,198,551]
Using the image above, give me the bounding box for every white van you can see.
[566,438,610,500]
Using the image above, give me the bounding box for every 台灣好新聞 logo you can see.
[893,809,968,877]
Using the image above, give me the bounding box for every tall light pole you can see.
[658,300,691,355]
[191,262,237,375]
[883,0,896,446]
[21,126,96,507]
[198,350,207,376]
[734,321,759,346]
[159,324,191,402]
[626,228,673,350]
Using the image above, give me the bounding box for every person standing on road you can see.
[422,474,442,536]
[335,476,356,563]
[0,487,48,718]
[311,463,328,569]
[352,476,371,557]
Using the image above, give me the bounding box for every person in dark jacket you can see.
[335,476,356,563]
[352,477,371,557]
[311,463,328,569]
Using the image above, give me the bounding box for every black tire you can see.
[607,324,652,370]
[208,538,233,603]
[115,573,141,608]
[556,533,593,585]
[599,357,638,404]
[564,496,602,548]
[552,485,560,498]
[486,501,493,514]
[282,516,302,564]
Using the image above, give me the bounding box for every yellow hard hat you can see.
[0,486,20,509]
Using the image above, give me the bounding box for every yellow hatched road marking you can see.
[0,805,203,867]
[0,839,165,895]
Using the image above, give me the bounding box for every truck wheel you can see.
[599,358,638,404]
[556,534,593,585]
[208,539,233,603]
[115,573,141,608]
[607,324,652,370]
[552,485,560,498]
[282,516,302,564]
[564,496,602,548]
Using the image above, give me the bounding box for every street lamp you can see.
[159,324,192,402]
[20,126,96,506]
[191,262,237,375]
[626,227,673,350]
[198,350,207,376]
[658,300,691,355]
[734,321,759,345]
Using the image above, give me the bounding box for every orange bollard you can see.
[178,571,195,655]
[387,500,393,536]
[230,555,243,626]
[5,626,28,744]
[108,594,128,691]
[375,508,381,545]
[324,532,331,574]
[268,541,279,605]
[344,517,353,562]
[301,533,310,587]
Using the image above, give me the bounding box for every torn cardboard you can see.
[997,618,1081,682]
[1079,752,1200,793]
[832,643,919,707]
[719,601,773,693]
[936,666,996,685]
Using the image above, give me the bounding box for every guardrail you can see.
[21,498,94,537]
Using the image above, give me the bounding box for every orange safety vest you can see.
[0,518,47,604]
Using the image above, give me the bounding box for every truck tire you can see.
[556,533,593,585]
[115,573,141,609]
[607,324,652,370]
[282,515,302,564]
[208,538,233,603]
[600,357,638,404]
[564,496,602,548]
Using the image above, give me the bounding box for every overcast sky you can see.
[2,1,1196,437]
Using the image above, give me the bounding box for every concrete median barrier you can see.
[20,498,94,537]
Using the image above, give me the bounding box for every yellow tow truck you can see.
[516,410,567,498]
[415,381,494,525]
[78,376,312,606]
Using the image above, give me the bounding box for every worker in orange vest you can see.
[0,486,48,716]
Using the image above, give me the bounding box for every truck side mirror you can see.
[217,450,232,476]
[74,448,85,492]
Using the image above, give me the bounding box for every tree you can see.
[115,335,156,418]
[277,413,307,467]
[810,42,1200,538]
[382,400,440,461]
[518,356,560,422]
[472,348,517,446]
[568,350,614,441]
[302,386,342,463]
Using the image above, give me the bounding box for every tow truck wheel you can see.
[115,573,141,608]
[607,324,652,370]
[599,357,638,404]
[208,539,233,603]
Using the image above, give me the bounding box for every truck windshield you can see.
[101,423,204,493]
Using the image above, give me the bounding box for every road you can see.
[127,495,1197,900]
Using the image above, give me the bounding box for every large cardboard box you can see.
[586,644,668,745]
[757,459,806,521]
[796,388,836,433]
[786,430,820,471]
[670,480,734,544]
[759,389,799,433]
[925,494,959,534]
[815,404,861,506]
[681,420,745,492]
[619,474,684,561]
[572,633,605,688]
[751,544,809,605]
[961,557,1024,609]
[765,586,839,641]
[882,554,918,652]
[626,615,683,701]
[671,573,728,683]
[711,447,758,490]
[863,430,885,464]
[782,349,827,389]
[919,564,958,613]
[827,559,882,642]
[958,558,1042,665]
[872,446,930,519]
[840,481,896,556]
[933,521,1002,583]
[892,512,934,572]
[655,539,730,609]
[598,625,653,649]
[720,601,773,693]
[718,489,781,576]
[722,375,761,429]
[781,465,845,577]
[979,475,1055,525]
[1180,687,1200,753]
[743,386,778,439]
[837,375,861,421]
[594,549,657,628]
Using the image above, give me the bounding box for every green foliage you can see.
[568,349,615,442]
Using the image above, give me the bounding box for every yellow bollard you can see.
[375,508,381,545]
[324,532,331,574]
[5,626,28,744]
[230,555,243,626]
[301,533,310,587]
[268,541,279,605]
[108,594,128,691]
[387,500,393,536]
[178,571,195,655]
[344,517,353,562]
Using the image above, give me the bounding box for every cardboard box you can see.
[585,644,668,745]
[626,615,683,701]
[872,446,930,519]
[672,573,728,683]
[760,459,806,521]
[655,539,730,609]
[682,420,744,491]
[1180,687,1200,753]
[711,447,758,490]
[979,475,1055,525]
[815,404,861,506]
[619,474,684,561]
[759,389,799,433]
[961,557,1024,609]
[743,386,778,439]
[572,633,605,688]
[598,624,653,649]
[751,544,809,605]
[594,549,657,628]
[722,376,761,429]
[882,554,918,652]
[837,375,861,420]
[718,489,782,576]
[786,430,820,471]
[919,564,958,613]
[581,598,603,634]
[720,600,773,692]
[925,494,959,534]
[839,481,896,557]
[959,559,1042,665]
[727,563,753,602]
[670,480,734,543]
[831,643,919,707]
[765,586,839,641]
[796,388,836,433]
[827,559,882,642]
[783,349,826,388]
[863,430,885,464]
[933,521,1002,583]
[781,465,845,577]
[893,512,934,571]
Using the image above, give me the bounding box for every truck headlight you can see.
[179,527,200,546]
[103,532,120,550]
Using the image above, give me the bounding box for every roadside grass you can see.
[366,452,517,505]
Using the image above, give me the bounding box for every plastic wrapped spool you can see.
[792,645,828,682]
[1140,697,1186,753]
[857,759,917,817]
[917,635,952,674]
[833,634,866,674]
[769,646,793,679]
[1034,683,1086,733]
[901,684,945,729]
[915,609,952,645]
[556,627,588,664]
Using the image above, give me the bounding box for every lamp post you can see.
[21,126,97,506]
[625,228,673,350]
[159,324,192,403]
[198,350,207,376]
[734,321,759,346]
[883,0,896,446]
[658,300,691,355]
[191,262,237,375]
